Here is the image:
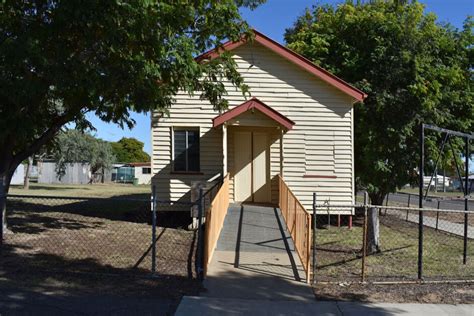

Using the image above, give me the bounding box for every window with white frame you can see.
[173,128,200,172]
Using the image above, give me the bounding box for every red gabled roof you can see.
[213,98,295,130]
[196,29,367,102]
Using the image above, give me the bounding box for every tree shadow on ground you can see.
[6,211,104,234]
[11,184,80,191]
[6,194,193,235]
[201,268,403,315]
[0,241,201,302]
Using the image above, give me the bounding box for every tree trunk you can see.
[367,207,380,253]
[24,156,33,190]
[367,193,385,254]
[0,169,14,241]
[0,113,74,240]
[0,174,6,241]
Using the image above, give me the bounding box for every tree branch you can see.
[9,114,75,173]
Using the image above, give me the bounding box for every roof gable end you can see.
[196,29,367,102]
[213,98,295,130]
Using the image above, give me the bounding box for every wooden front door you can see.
[234,131,271,203]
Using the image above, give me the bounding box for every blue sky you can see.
[87,0,473,169]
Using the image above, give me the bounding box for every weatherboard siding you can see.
[151,42,355,213]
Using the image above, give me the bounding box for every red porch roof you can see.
[213,98,295,130]
[196,29,367,102]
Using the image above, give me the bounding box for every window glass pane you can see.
[174,130,186,171]
[187,130,200,171]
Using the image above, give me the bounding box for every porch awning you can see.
[212,98,295,130]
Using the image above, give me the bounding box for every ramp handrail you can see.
[278,175,312,283]
[203,174,230,275]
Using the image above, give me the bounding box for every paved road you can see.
[387,192,474,211]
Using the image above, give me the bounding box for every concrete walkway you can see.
[175,296,474,315]
[202,204,314,301]
[175,204,474,315]
[394,210,473,239]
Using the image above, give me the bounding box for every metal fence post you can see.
[151,185,157,275]
[196,188,204,280]
[436,201,440,231]
[327,203,331,228]
[361,192,368,282]
[312,192,317,285]
[463,136,469,265]
[464,212,469,265]
[418,123,424,280]
[1,178,6,247]
[406,194,411,221]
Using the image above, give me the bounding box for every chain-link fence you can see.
[312,195,474,284]
[0,180,224,291]
[0,193,202,280]
[383,192,474,212]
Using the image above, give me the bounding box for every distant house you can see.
[423,175,451,189]
[448,175,474,194]
[10,164,25,185]
[112,162,151,185]
[452,175,474,193]
[37,160,91,184]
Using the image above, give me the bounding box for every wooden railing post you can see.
[202,174,230,278]
[306,212,311,284]
[293,197,297,238]
[278,176,313,284]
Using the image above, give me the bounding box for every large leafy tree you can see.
[0,0,264,232]
[111,137,150,163]
[286,1,473,252]
[52,130,115,182]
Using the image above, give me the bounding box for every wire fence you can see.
[312,194,474,284]
[1,194,198,279]
[0,180,224,286]
[383,192,474,213]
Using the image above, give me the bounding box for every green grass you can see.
[9,182,150,198]
[315,215,474,281]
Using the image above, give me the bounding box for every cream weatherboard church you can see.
[151,30,366,214]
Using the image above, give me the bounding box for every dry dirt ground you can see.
[1,192,201,309]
